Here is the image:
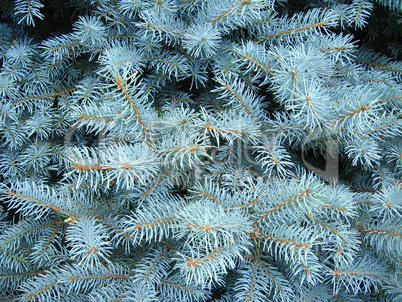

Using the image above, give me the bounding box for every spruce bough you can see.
[0,0,401,301]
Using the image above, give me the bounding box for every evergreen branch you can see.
[358,226,402,238]
[207,0,253,24]
[255,188,311,225]
[198,190,221,204]
[328,255,385,294]
[133,219,179,230]
[139,247,168,282]
[125,196,183,243]
[234,254,294,301]
[380,249,402,265]
[0,267,47,290]
[14,0,44,26]
[70,163,112,172]
[5,190,71,217]
[255,230,312,249]
[3,219,63,246]
[203,123,244,135]
[355,0,366,22]
[354,59,402,73]
[185,247,226,268]
[367,119,400,135]
[220,82,254,118]
[346,0,373,29]
[0,267,46,280]
[380,95,402,101]
[158,272,211,300]
[238,52,275,76]
[255,21,328,43]
[175,239,247,287]
[11,87,78,107]
[103,34,137,40]
[68,274,131,281]
[115,76,153,148]
[0,246,26,264]
[230,199,261,209]
[160,280,196,292]
[66,218,114,267]
[246,255,258,301]
[259,262,284,295]
[156,136,211,168]
[143,23,183,37]
[320,46,347,53]
[191,181,233,205]
[39,222,61,258]
[214,75,264,120]
[157,145,207,154]
[322,204,348,212]
[359,78,386,83]
[308,217,341,235]
[200,107,262,144]
[78,114,114,122]
[140,171,168,200]
[50,41,82,53]
[26,281,59,300]
[47,48,77,73]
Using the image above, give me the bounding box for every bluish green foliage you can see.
[0,0,402,301]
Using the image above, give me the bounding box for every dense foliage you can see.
[0,0,401,301]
